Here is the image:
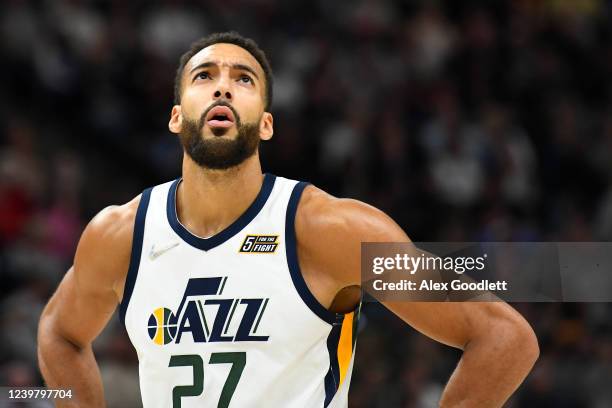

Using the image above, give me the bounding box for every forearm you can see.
[439,320,539,407]
[38,319,106,408]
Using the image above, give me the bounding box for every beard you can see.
[179,103,261,170]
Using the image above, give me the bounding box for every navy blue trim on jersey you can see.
[285,181,339,325]
[167,173,276,251]
[352,297,363,351]
[119,187,153,326]
[324,315,344,407]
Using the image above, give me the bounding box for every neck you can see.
[177,153,264,238]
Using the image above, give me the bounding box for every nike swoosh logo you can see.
[149,242,180,260]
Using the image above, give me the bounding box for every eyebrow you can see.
[189,61,260,80]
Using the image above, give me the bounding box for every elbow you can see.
[37,308,53,376]
[521,322,540,368]
[498,314,540,373]
[37,304,67,357]
[37,306,56,359]
[469,305,540,376]
[38,305,85,353]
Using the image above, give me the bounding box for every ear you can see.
[169,105,183,134]
[259,112,273,140]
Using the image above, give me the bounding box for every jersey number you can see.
[169,352,246,408]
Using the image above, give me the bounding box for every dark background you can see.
[1,0,612,406]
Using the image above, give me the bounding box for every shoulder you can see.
[80,195,141,252]
[73,194,143,297]
[295,184,409,244]
[294,184,409,287]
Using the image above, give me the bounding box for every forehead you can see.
[184,43,264,80]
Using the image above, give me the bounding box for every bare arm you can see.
[384,301,538,407]
[296,186,539,407]
[37,198,138,407]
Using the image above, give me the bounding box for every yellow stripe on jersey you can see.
[153,307,164,345]
[337,312,354,387]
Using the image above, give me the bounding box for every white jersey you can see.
[120,174,360,408]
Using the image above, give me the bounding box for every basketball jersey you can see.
[119,174,361,408]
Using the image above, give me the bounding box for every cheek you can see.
[182,87,211,115]
[236,94,265,121]
[182,104,206,124]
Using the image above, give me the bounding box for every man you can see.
[37,32,538,407]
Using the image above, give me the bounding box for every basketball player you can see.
[37,32,538,407]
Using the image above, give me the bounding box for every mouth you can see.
[205,105,236,129]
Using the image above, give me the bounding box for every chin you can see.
[205,126,236,138]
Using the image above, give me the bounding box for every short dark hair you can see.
[174,31,273,110]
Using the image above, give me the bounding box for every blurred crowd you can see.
[1,0,612,407]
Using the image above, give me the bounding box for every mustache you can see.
[199,100,241,129]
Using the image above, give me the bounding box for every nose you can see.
[214,89,232,100]
[213,76,232,101]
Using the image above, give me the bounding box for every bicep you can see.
[383,301,526,350]
[41,206,132,348]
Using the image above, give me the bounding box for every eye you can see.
[239,75,252,84]
[194,71,210,81]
